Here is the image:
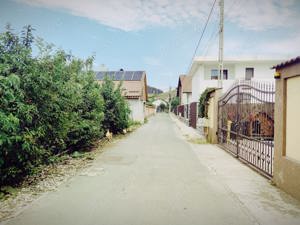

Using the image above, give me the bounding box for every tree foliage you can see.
[198,88,215,118]
[0,26,129,186]
[99,76,131,134]
[170,97,179,112]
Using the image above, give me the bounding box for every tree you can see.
[170,97,179,112]
[157,103,167,112]
[0,25,104,186]
[99,76,130,134]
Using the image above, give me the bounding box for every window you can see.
[223,69,228,80]
[211,69,218,80]
[211,69,228,80]
[245,68,254,80]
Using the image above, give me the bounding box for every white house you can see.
[188,57,283,102]
[152,99,167,112]
[96,70,148,123]
[152,99,168,112]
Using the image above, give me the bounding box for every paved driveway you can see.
[2,114,300,225]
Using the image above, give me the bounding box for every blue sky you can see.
[1,0,300,90]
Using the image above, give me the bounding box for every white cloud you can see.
[199,31,300,60]
[225,0,299,31]
[261,33,300,57]
[16,0,299,32]
[16,0,210,31]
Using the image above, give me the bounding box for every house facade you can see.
[176,75,192,105]
[152,99,167,112]
[96,70,148,123]
[188,57,283,102]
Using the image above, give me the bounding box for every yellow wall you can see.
[286,76,300,161]
[273,61,300,201]
[207,89,222,144]
[145,106,155,118]
[207,96,215,128]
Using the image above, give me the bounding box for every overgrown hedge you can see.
[0,25,130,186]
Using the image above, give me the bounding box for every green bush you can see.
[0,25,105,186]
[99,76,131,134]
[198,88,215,118]
[170,97,179,111]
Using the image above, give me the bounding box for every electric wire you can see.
[186,0,217,74]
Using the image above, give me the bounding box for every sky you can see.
[0,0,300,91]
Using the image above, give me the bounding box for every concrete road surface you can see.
[2,114,300,225]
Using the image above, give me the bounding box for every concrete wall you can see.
[128,99,145,123]
[145,105,156,118]
[192,65,203,102]
[187,93,192,104]
[273,61,300,201]
[286,76,300,161]
[181,93,192,105]
[234,62,275,79]
[206,89,222,144]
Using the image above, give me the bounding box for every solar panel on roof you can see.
[96,71,145,81]
[115,71,124,80]
[132,71,143,80]
[96,71,105,80]
[108,71,116,79]
[124,71,133,80]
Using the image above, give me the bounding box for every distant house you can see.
[147,86,163,95]
[176,75,192,105]
[188,57,283,102]
[152,99,168,112]
[96,71,148,123]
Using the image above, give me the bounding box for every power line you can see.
[203,0,242,59]
[194,0,245,61]
[186,0,217,74]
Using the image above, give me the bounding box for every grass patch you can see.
[187,138,207,144]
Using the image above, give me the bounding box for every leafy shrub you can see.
[99,76,131,134]
[198,88,216,118]
[170,97,179,111]
[0,25,104,186]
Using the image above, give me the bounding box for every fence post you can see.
[236,84,240,158]
[209,89,222,143]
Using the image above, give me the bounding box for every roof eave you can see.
[272,56,300,69]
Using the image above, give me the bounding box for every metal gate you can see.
[177,105,184,117]
[218,80,275,177]
[189,102,198,129]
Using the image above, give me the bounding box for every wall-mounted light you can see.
[274,71,281,79]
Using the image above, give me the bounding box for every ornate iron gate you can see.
[218,81,275,177]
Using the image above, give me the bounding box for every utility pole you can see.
[218,0,224,88]
[168,86,171,113]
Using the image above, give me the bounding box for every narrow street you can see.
[2,114,300,225]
